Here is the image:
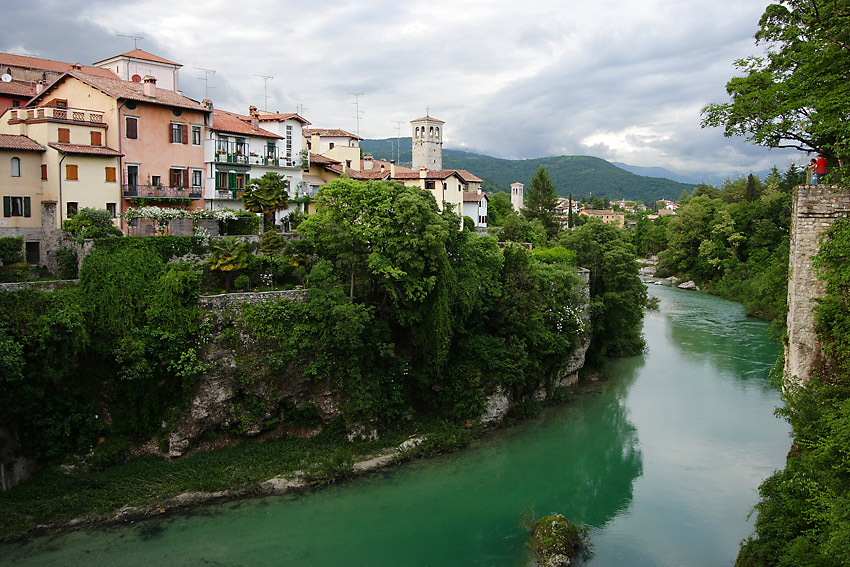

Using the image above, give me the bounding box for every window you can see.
[425,180,435,190]
[126,116,138,140]
[54,99,67,109]
[192,170,202,188]
[41,164,47,180]
[328,142,335,149]
[216,171,228,190]
[285,125,292,157]
[3,196,31,217]
[66,202,78,217]
[106,203,117,218]
[105,166,117,182]
[90,131,102,146]
[170,168,185,187]
[192,125,202,145]
[171,123,183,144]
[152,175,161,186]
[11,100,19,108]
[58,128,70,143]
[65,164,78,181]
[10,157,20,177]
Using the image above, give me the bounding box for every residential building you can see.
[1,134,47,262]
[463,190,489,227]
[204,105,283,212]
[579,209,625,228]
[303,128,361,171]
[92,49,181,92]
[256,110,311,206]
[17,70,210,233]
[0,52,118,114]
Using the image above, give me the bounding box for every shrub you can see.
[53,247,78,279]
[0,237,24,265]
[62,208,122,241]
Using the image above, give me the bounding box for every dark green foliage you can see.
[61,208,123,240]
[0,236,24,264]
[487,191,514,226]
[522,166,560,239]
[736,218,850,566]
[220,210,261,235]
[562,220,646,360]
[53,247,78,279]
[92,235,207,262]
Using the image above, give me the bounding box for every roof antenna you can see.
[348,92,364,137]
[196,67,216,99]
[117,34,145,50]
[254,75,273,112]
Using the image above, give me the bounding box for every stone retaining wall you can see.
[785,184,850,384]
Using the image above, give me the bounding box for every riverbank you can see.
[0,382,596,542]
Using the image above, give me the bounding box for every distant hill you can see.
[360,138,695,203]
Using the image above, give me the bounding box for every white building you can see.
[462,191,489,227]
[411,115,444,171]
[511,182,524,212]
[93,49,181,92]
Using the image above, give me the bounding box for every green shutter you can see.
[3,196,9,217]
[228,172,237,189]
[23,197,31,217]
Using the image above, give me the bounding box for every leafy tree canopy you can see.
[702,0,850,180]
[242,172,289,231]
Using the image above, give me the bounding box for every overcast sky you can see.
[4,0,802,181]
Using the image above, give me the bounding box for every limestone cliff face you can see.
[785,185,850,385]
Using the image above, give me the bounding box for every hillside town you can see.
[0,48,677,267]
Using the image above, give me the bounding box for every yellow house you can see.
[579,209,625,228]
[1,134,46,238]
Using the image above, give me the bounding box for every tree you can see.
[487,191,514,226]
[206,237,249,292]
[522,166,560,240]
[242,172,289,232]
[701,0,850,180]
[62,208,123,240]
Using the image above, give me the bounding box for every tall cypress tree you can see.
[522,166,559,240]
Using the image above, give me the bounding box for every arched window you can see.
[435,127,439,138]
[415,127,420,138]
[11,157,21,177]
[429,126,434,137]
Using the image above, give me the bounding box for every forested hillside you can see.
[360,138,694,203]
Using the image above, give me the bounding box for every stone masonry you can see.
[785,184,850,384]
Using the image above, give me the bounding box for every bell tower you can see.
[411,115,444,170]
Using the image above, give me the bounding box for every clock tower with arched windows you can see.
[411,115,444,170]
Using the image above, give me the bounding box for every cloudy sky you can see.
[4,0,802,181]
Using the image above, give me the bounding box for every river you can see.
[1,285,790,566]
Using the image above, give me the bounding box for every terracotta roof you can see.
[411,116,444,123]
[94,49,181,67]
[0,134,45,151]
[48,143,122,156]
[581,209,622,215]
[447,169,482,183]
[29,71,208,112]
[303,128,361,140]
[257,112,311,126]
[463,192,487,203]
[0,52,119,79]
[0,81,35,97]
[212,109,282,138]
[392,169,460,181]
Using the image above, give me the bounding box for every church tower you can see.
[411,115,444,170]
[511,182,524,212]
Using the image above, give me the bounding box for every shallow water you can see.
[1,285,789,566]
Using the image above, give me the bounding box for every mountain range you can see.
[360,138,695,204]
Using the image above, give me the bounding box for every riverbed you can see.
[0,285,790,566]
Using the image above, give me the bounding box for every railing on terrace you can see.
[215,189,243,200]
[9,106,104,124]
[122,184,203,199]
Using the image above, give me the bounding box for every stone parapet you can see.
[785,184,850,384]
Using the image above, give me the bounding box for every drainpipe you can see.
[117,100,127,233]
[58,151,66,228]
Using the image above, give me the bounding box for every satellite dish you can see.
[1,74,11,83]
[131,74,142,83]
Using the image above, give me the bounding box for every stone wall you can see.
[785,184,850,384]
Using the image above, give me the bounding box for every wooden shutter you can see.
[90,131,102,146]
[228,172,237,189]
[105,167,116,182]
[168,123,173,143]
[126,117,138,139]
[41,164,47,180]
[182,124,188,144]
[23,196,31,217]
[3,196,9,217]
[58,128,70,143]
[66,164,78,180]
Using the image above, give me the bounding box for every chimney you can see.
[143,75,157,98]
[249,106,259,130]
[71,63,83,70]
[202,99,214,110]
[35,80,47,95]
[419,166,428,179]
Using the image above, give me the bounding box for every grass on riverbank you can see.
[0,421,474,540]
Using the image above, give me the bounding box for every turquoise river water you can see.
[1,285,790,566]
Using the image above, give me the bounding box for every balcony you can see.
[215,150,249,165]
[8,106,104,124]
[215,189,243,200]
[123,184,203,200]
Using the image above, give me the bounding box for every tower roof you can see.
[411,115,444,124]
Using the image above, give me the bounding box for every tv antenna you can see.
[117,34,145,49]
[195,67,216,99]
[254,74,274,111]
[348,92,364,137]
[296,103,308,117]
[391,120,405,164]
